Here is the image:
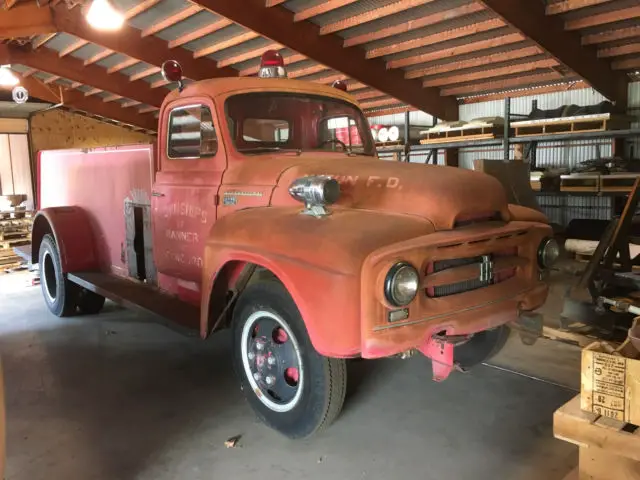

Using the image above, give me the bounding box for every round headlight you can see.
[384,262,420,307]
[538,237,560,268]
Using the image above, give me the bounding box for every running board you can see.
[67,272,200,337]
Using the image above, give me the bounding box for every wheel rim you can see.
[241,310,304,413]
[42,250,57,303]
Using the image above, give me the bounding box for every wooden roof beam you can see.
[582,25,640,45]
[320,0,438,35]
[565,5,640,30]
[612,56,640,71]
[294,0,358,22]
[141,4,203,37]
[479,0,629,106]
[168,18,233,49]
[423,58,559,87]
[194,31,259,59]
[546,0,615,15]
[387,31,525,69]
[344,2,486,47]
[366,18,505,59]
[0,3,56,37]
[459,80,588,103]
[189,0,459,120]
[599,43,640,58]
[7,45,167,108]
[441,71,570,96]
[53,4,238,81]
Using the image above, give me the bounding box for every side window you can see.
[167,105,217,159]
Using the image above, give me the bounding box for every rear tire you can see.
[454,326,510,369]
[38,234,78,317]
[76,289,105,315]
[232,280,346,439]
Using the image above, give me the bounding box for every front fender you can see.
[31,207,99,272]
[201,206,433,357]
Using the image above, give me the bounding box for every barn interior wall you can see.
[0,122,33,210]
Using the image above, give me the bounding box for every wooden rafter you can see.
[319,0,437,36]
[366,18,505,59]
[387,31,525,69]
[0,3,55,37]
[422,58,559,87]
[612,56,640,71]
[441,71,569,96]
[189,0,459,120]
[58,39,88,58]
[193,31,259,59]
[168,18,233,49]
[546,0,614,15]
[294,0,358,22]
[7,45,168,108]
[565,5,640,30]
[141,4,203,37]
[460,80,588,103]
[582,25,640,45]
[344,2,486,47]
[288,64,329,79]
[479,0,629,106]
[599,43,640,58]
[53,4,239,80]
[107,58,139,75]
[360,97,401,109]
[32,33,57,49]
[84,49,114,66]
[405,45,542,79]
[129,66,161,82]
[217,42,283,68]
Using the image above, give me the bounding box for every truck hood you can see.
[271,157,509,230]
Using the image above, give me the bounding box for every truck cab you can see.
[31,53,556,439]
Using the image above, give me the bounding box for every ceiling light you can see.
[0,65,19,87]
[85,0,124,31]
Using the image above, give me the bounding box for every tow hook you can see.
[419,333,473,382]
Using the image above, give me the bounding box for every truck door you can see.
[152,98,224,292]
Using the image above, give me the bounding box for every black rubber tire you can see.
[232,281,347,439]
[76,289,106,315]
[454,325,510,369]
[38,234,78,317]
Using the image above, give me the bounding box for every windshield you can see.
[225,92,375,156]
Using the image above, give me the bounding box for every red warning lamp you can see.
[162,60,185,91]
[332,80,348,92]
[258,50,287,78]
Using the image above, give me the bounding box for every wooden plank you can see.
[546,0,615,15]
[0,119,28,134]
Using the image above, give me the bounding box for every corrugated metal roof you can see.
[182,24,249,52]
[152,11,221,42]
[307,0,400,27]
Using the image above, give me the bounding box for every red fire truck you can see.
[31,53,557,438]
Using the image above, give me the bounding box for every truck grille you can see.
[426,253,516,298]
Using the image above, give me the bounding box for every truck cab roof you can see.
[164,76,358,106]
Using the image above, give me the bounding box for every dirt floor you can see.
[0,270,579,480]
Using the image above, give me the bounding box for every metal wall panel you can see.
[537,195,613,226]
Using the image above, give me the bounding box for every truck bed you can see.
[68,272,200,337]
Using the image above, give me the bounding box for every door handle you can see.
[152,191,165,197]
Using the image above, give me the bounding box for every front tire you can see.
[232,281,346,439]
[454,325,510,369]
[76,289,105,315]
[39,234,78,317]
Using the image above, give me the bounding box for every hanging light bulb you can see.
[86,0,124,31]
[0,65,19,88]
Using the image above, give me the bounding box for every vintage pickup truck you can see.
[31,53,557,438]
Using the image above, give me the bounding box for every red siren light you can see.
[259,50,287,78]
[161,60,185,91]
[332,80,348,92]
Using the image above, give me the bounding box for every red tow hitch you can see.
[419,333,471,382]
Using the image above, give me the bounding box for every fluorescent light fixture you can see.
[86,0,124,31]
[0,65,19,87]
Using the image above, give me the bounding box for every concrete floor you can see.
[0,271,578,480]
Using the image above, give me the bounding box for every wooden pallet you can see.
[513,114,630,138]
[419,124,502,144]
[554,395,640,480]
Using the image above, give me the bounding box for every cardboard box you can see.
[581,340,640,425]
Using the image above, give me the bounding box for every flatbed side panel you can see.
[39,145,155,277]
[68,271,199,336]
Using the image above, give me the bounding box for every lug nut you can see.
[248,352,256,361]
[255,342,264,351]
[267,356,276,366]
[265,375,275,385]
[253,372,261,382]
